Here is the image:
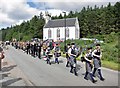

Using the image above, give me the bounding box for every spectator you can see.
[0,47,4,71]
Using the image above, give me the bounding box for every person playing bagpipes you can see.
[68,43,78,76]
[54,43,61,64]
[83,47,97,83]
[92,44,105,81]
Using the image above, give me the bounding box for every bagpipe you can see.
[80,51,93,62]
[74,47,83,58]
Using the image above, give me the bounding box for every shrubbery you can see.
[60,32,119,64]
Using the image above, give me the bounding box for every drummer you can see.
[46,47,52,65]
[54,43,61,64]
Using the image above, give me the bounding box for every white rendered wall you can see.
[43,26,77,41]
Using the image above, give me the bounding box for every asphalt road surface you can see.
[3,46,119,86]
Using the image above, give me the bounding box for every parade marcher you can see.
[43,43,47,56]
[54,43,61,64]
[84,47,97,83]
[46,47,52,65]
[37,42,42,59]
[68,43,78,76]
[26,42,30,54]
[92,44,105,81]
[66,44,70,67]
[31,42,35,57]
[15,42,17,49]
[49,40,54,50]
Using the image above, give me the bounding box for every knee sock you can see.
[84,72,88,78]
[89,72,95,81]
[98,69,104,79]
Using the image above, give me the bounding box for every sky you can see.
[0,0,119,29]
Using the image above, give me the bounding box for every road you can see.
[3,46,119,86]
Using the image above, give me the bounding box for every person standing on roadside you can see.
[0,47,4,71]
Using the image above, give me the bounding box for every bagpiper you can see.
[92,44,105,81]
[68,43,78,76]
[84,47,97,83]
[54,43,61,64]
[46,47,52,65]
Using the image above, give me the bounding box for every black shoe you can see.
[66,65,69,67]
[75,73,78,76]
[57,62,59,64]
[70,70,73,73]
[49,63,51,65]
[92,74,96,77]
[84,77,88,80]
[92,80,97,83]
[100,78,105,81]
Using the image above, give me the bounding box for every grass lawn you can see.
[102,60,120,71]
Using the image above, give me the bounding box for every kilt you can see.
[69,56,76,67]
[93,58,101,68]
[86,62,93,72]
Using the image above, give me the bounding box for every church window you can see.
[48,29,51,38]
[57,29,60,38]
[75,28,79,38]
[66,28,69,38]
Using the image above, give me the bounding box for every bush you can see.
[60,33,119,64]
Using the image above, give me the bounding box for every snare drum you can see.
[48,54,53,58]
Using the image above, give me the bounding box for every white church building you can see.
[43,12,80,41]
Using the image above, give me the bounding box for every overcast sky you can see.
[0,0,119,29]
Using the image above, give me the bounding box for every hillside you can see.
[1,2,120,41]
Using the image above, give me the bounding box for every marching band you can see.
[4,39,105,83]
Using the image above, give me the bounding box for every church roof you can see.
[44,18,77,28]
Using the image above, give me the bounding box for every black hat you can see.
[71,42,75,45]
[96,43,100,46]
[87,47,92,50]
[56,43,58,45]
[67,44,70,46]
